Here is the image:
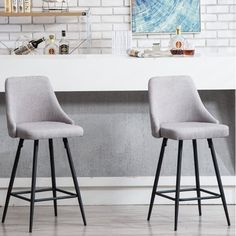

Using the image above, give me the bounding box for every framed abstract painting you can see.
[131,0,201,34]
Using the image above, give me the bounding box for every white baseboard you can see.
[0,176,235,206]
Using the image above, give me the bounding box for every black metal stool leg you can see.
[63,138,87,226]
[207,139,231,226]
[49,139,58,217]
[174,140,183,231]
[147,138,168,221]
[29,140,39,233]
[2,139,24,223]
[192,139,202,216]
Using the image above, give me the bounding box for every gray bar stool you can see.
[2,76,86,232]
[147,75,230,231]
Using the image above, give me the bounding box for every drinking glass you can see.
[183,40,195,56]
[112,31,132,55]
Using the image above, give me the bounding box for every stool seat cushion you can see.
[16,122,84,140]
[160,122,229,140]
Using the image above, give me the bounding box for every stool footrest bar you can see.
[156,187,221,202]
[199,188,221,197]
[34,194,77,202]
[10,192,31,202]
[11,187,53,195]
[157,187,197,194]
[156,192,175,201]
[56,188,77,196]
[10,187,77,203]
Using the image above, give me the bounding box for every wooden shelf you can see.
[0,11,88,17]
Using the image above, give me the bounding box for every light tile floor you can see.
[0,205,235,236]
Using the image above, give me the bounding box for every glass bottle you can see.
[44,35,58,55]
[24,0,31,13]
[59,30,69,55]
[152,43,160,52]
[12,0,18,13]
[169,26,185,55]
[4,0,11,13]
[14,37,45,55]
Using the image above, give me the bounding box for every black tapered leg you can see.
[2,139,24,223]
[49,139,58,217]
[63,138,87,226]
[29,140,39,233]
[174,140,183,231]
[147,138,168,221]
[192,139,202,216]
[207,139,231,226]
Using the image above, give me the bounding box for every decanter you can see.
[169,26,185,55]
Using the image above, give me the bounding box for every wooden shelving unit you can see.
[0,11,88,17]
[0,8,91,54]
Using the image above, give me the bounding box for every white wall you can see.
[0,0,235,54]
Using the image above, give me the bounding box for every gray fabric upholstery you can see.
[148,75,229,140]
[160,122,229,140]
[16,122,83,140]
[5,76,82,139]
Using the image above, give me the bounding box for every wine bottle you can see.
[30,38,46,49]
[14,37,45,55]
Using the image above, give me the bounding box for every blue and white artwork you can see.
[132,0,201,33]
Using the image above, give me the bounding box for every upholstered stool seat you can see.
[16,121,84,140]
[160,122,229,140]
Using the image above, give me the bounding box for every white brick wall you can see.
[0,0,235,54]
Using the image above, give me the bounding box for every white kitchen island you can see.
[0,53,235,207]
[0,54,235,92]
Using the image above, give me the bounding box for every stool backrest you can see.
[5,76,73,138]
[148,75,218,138]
